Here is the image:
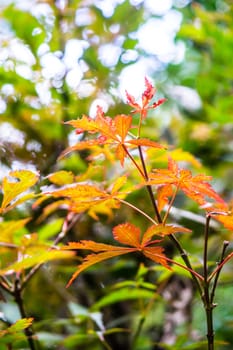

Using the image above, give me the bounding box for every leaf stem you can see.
[122,144,146,179]
[117,198,158,225]
[162,186,179,224]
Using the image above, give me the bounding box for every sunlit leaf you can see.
[157,184,173,213]
[0,250,74,275]
[64,240,129,252]
[148,158,225,207]
[48,184,107,200]
[110,176,128,195]
[141,224,191,246]
[115,143,127,166]
[113,222,141,248]
[0,218,30,244]
[58,139,101,160]
[66,249,134,287]
[48,171,75,185]
[0,170,39,213]
[114,114,132,140]
[64,220,173,286]
[214,213,233,230]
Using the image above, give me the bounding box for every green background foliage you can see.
[0,0,232,349]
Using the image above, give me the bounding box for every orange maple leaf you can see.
[147,158,225,207]
[205,202,233,231]
[60,80,166,165]
[61,110,164,165]
[63,221,190,286]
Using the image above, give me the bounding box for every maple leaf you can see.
[147,158,225,207]
[0,318,34,338]
[63,241,136,287]
[60,113,135,165]
[215,213,233,230]
[0,170,39,214]
[112,222,141,248]
[141,223,191,246]
[43,182,125,220]
[205,202,233,231]
[157,184,174,213]
[0,249,74,275]
[63,222,176,286]
[60,89,165,165]
[126,77,166,120]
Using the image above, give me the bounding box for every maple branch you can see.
[210,240,229,304]
[203,214,211,283]
[14,278,37,350]
[137,145,204,297]
[138,145,161,223]
[208,250,233,283]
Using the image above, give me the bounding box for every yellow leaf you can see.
[0,218,30,244]
[48,171,75,185]
[0,170,39,212]
[0,250,74,275]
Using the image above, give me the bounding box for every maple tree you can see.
[51,78,232,350]
[0,79,232,350]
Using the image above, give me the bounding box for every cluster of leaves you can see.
[0,1,233,349]
[0,71,233,348]
[45,79,231,287]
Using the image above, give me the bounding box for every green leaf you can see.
[91,287,155,311]
[0,318,33,342]
[37,218,64,241]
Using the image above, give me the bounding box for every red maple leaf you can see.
[126,77,166,120]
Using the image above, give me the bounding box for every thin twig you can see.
[14,278,36,350]
[117,198,158,225]
[21,213,81,290]
[210,240,229,304]
[162,185,179,224]
[0,276,13,294]
[203,215,211,282]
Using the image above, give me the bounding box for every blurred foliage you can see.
[0,0,233,349]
